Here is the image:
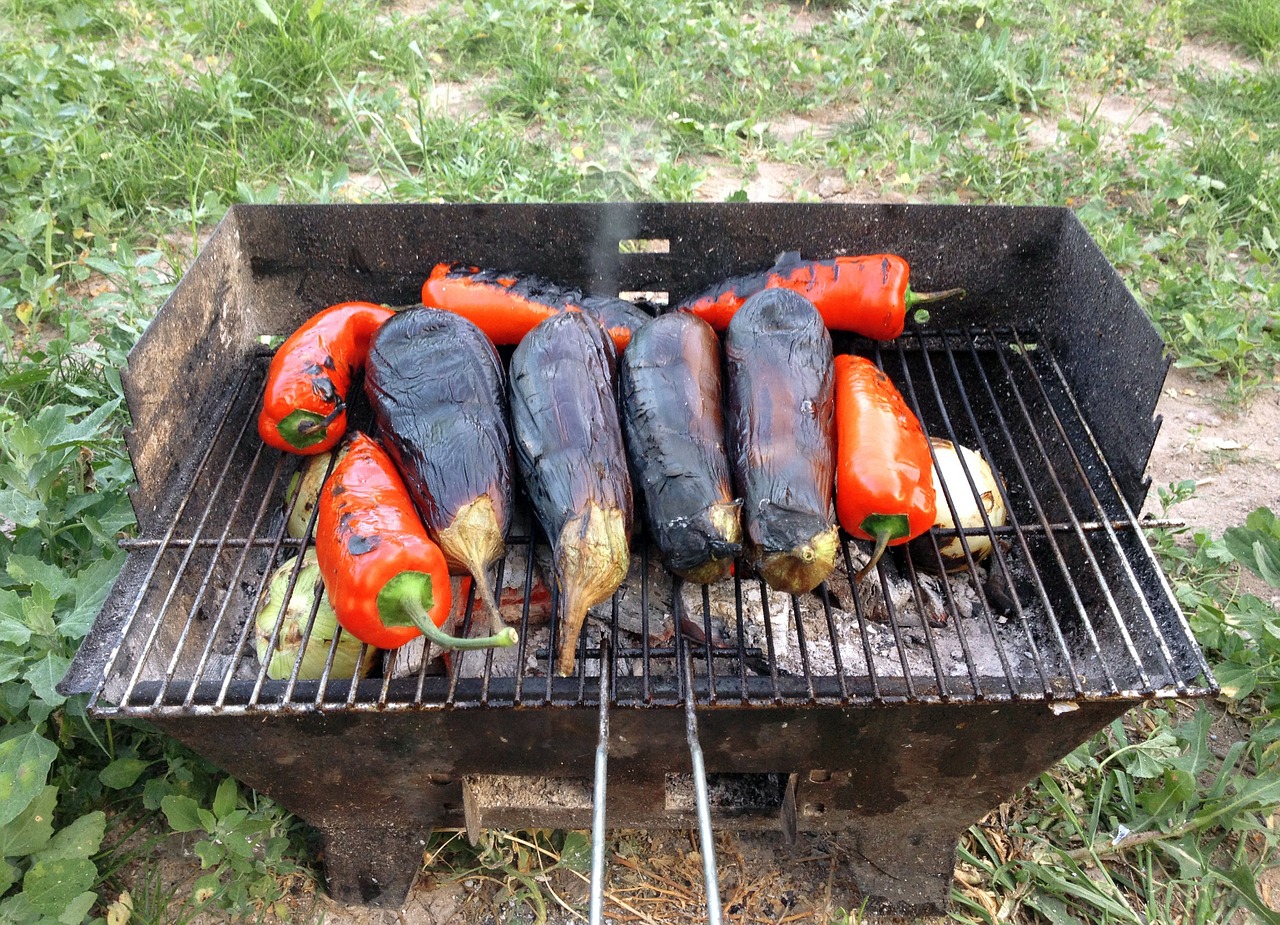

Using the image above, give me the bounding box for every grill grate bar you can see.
[155,441,278,708]
[991,329,1155,692]
[1021,334,1194,693]
[920,329,1063,698]
[176,448,291,709]
[951,329,1091,696]
[955,328,1118,693]
[888,336,1018,699]
[108,371,264,711]
[92,324,1212,717]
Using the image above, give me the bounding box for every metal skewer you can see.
[682,648,724,925]
[589,637,611,925]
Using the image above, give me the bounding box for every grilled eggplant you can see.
[724,289,838,595]
[620,312,741,583]
[509,310,633,676]
[364,307,513,635]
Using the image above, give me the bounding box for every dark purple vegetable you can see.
[724,289,838,595]
[364,307,513,635]
[620,312,741,583]
[509,310,633,676]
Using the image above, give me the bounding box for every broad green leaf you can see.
[38,810,105,861]
[99,758,151,790]
[1171,705,1213,777]
[192,871,222,905]
[559,831,591,873]
[59,553,123,641]
[1213,865,1280,925]
[5,555,76,601]
[1154,834,1207,879]
[37,400,120,452]
[212,776,238,819]
[1113,731,1180,779]
[58,891,98,925]
[161,795,205,834]
[0,488,43,530]
[1214,662,1258,701]
[194,839,224,868]
[1195,774,1280,829]
[0,589,33,645]
[0,648,28,685]
[0,858,18,896]
[22,856,96,914]
[0,786,56,858]
[24,653,71,708]
[0,731,58,828]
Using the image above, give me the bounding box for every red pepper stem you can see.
[378,571,518,651]
[904,286,966,309]
[854,513,910,582]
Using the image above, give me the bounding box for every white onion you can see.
[926,437,1006,567]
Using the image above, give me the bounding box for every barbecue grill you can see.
[61,202,1215,918]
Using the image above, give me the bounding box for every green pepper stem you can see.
[404,595,518,651]
[854,512,910,582]
[905,286,966,308]
[380,571,518,651]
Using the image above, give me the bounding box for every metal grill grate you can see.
[86,322,1213,720]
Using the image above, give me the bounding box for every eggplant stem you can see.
[402,595,518,651]
[855,530,893,583]
[470,568,508,638]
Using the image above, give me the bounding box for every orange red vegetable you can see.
[258,301,394,455]
[833,354,936,578]
[314,432,517,652]
[421,262,650,352]
[679,253,964,340]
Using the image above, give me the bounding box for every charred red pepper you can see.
[314,432,518,652]
[258,301,394,455]
[833,354,936,578]
[679,253,964,340]
[421,262,651,351]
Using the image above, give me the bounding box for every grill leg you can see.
[320,822,429,907]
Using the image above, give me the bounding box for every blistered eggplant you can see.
[620,312,741,583]
[509,310,633,676]
[724,288,838,595]
[364,307,513,634]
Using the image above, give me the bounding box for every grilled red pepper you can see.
[421,262,650,351]
[258,301,394,454]
[833,354,936,578]
[314,432,518,652]
[679,253,964,340]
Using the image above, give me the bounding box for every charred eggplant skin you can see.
[724,288,838,594]
[365,307,512,538]
[364,307,514,631]
[509,310,633,675]
[620,312,741,582]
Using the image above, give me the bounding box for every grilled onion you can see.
[254,549,376,680]
[917,438,1006,570]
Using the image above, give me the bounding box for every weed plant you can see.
[2,0,1279,921]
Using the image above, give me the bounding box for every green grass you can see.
[2,0,1280,921]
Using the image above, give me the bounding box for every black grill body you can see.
[62,203,1214,915]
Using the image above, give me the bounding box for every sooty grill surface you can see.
[85,321,1211,717]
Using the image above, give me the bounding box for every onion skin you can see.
[911,437,1007,572]
[254,550,376,681]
